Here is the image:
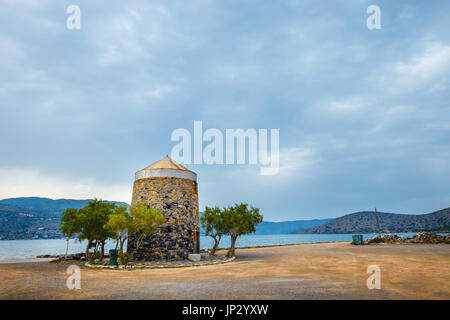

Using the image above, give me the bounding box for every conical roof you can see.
[139,156,192,172]
[135,156,197,182]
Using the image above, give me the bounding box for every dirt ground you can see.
[0,242,449,300]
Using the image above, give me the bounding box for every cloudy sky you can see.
[1,0,449,221]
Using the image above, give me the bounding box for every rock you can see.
[188,254,201,262]
[364,232,450,244]
[365,234,402,244]
[409,232,449,243]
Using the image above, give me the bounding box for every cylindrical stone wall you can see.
[127,175,199,261]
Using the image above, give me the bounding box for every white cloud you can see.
[327,96,367,112]
[129,85,176,106]
[0,168,131,203]
[389,42,450,94]
[0,35,26,63]
[95,14,148,66]
[0,1,449,220]
[279,147,315,172]
[396,43,450,78]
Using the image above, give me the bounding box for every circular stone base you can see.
[85,255,235,269]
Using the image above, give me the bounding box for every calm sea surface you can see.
[0,233,420,260]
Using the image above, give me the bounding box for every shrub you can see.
[118,251,131,265]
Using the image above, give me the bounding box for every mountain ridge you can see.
[296,208,450,234]
[0,197,128,240]
[0,197,128,214]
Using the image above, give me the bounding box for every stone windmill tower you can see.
[127,156,200,261]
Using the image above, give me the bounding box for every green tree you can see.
[60,208,80,259]
[129,201,164,255]
[76,199,115,263]
[105,205,131,265]
[200,206,226,255]
[222,203,263,258]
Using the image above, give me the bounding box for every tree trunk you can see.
[85,240,93,264]
[120,236,128,254]
[210,234,221,255]
[135,235,144,252]
[118,238,125,265]
[99,241,105,261]
[227,233,238,258]
[65,237,70,260]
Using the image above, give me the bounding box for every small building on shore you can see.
[127,156,200,261]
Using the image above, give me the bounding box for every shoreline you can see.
[2,238,449,263]
[0,240,351,262]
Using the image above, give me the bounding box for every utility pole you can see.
[374,207,381,237]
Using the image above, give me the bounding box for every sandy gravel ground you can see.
[0,258,56,264]
[0,242,449,300]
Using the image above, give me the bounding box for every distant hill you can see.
[252,219,331,235]
[0,204,62,240]
[0,197,128,240]
[198,214,330,235]
[296,208,450,234]
[0,197,127,214]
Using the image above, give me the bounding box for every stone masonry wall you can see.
[127,177,199,261]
